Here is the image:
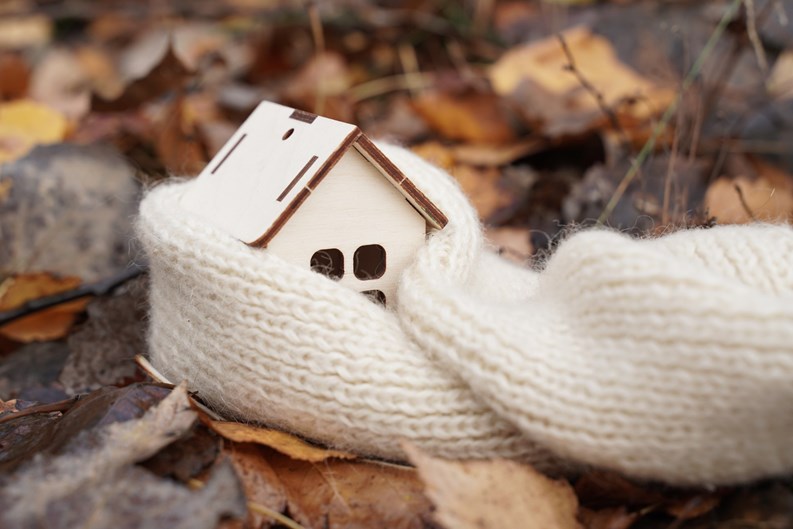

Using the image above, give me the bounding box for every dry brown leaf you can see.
[155,95,207,175]
[225,443,288,529]
[485,227,533,264]
[411,141,455,172]
[490,26,673,137]
[206,420,355,463]
[283,51,353,122]
[451,139,543,167]
[578,507,639,529]
[412,89,516,144]
[0,53,30,100]
[405,444,582,529]
[453,165,515,221]
[412,142,517,221]
[92,44,192,112]
[268,450,430,529]
[704,158,793,224]
[0,99,67,163]
[0,273,88,342]
[0,15,51,50]
[29,48,91,121]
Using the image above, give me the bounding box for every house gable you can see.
[267,148,426,302]
[179,101,447,247]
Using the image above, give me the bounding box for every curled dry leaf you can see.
[0,99,67,163]
[0,52,30,100]
[92,44,192,112]
[490,26,673,138]
[0,384,247,529]
[405,443,582,529]
[411,142,520,221]
[30,48,91,121]
[705,158,793,224]
[267,449,430,529]
[412,89,516,144]
[206,419,356,463]
[0,273,88,343]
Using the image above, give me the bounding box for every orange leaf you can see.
[206,420,356,463]
[0,273,88,342]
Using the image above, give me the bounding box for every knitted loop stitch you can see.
[137,143,793,486]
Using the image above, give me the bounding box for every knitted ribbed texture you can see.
[137,143,793,486]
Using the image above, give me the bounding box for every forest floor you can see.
[1,1,793,528]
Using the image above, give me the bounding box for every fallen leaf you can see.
[0,341,70,400]
[0,384,247,529]
[283,51,354,122]
[29,48,91,121]
[0,99,67,163]
[452,164,517,221]
[490,26,673,137]
[412,89,516,144]
[225,443,288,529]
[577,507,639,529]
[705,158,793,224]
[0,52,30,100]
[92,43,192,112]
[485,226,534,263]
[268,449,430,529]
[405,444,582,529]
[0,273,88,342]
[450,139,544,166]
[0,15,51,50]
[0,383,172,473]
[206,420,356,463]
[154,95,207,175]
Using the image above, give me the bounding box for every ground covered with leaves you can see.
[2,1,793,528]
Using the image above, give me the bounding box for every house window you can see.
[362,290,386,306]
[310,248,344,280]
[353,244,386,280]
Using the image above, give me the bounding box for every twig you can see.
[744,0,768,72]
[308,1,326,116]
[557,33,626,141]
[0,265,145,327]
[734,183,758,220]
[349,72,434,102]
[598,0,743,224]
[0,395,81,425]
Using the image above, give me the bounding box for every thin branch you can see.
[0,265,145,327]
[557,33,627,141]
[0,396,81,425]
[598,0,743,224]
[734,183,757,220]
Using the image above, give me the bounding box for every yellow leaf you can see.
[405,443,582,529]
[490,26,673,137]
[0,100,67,163]
[206,420,356,463]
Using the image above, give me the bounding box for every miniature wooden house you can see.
[180,101,448,306]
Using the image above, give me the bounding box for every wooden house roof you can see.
[180,101,448,247]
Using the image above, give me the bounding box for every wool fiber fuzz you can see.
[137,143,793,486]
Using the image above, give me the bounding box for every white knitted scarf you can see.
[137,143,793,486]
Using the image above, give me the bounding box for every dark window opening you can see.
[282,128,294,140]
[353,244,386,280]
[362,289,386,306]
[310,248,344,280]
